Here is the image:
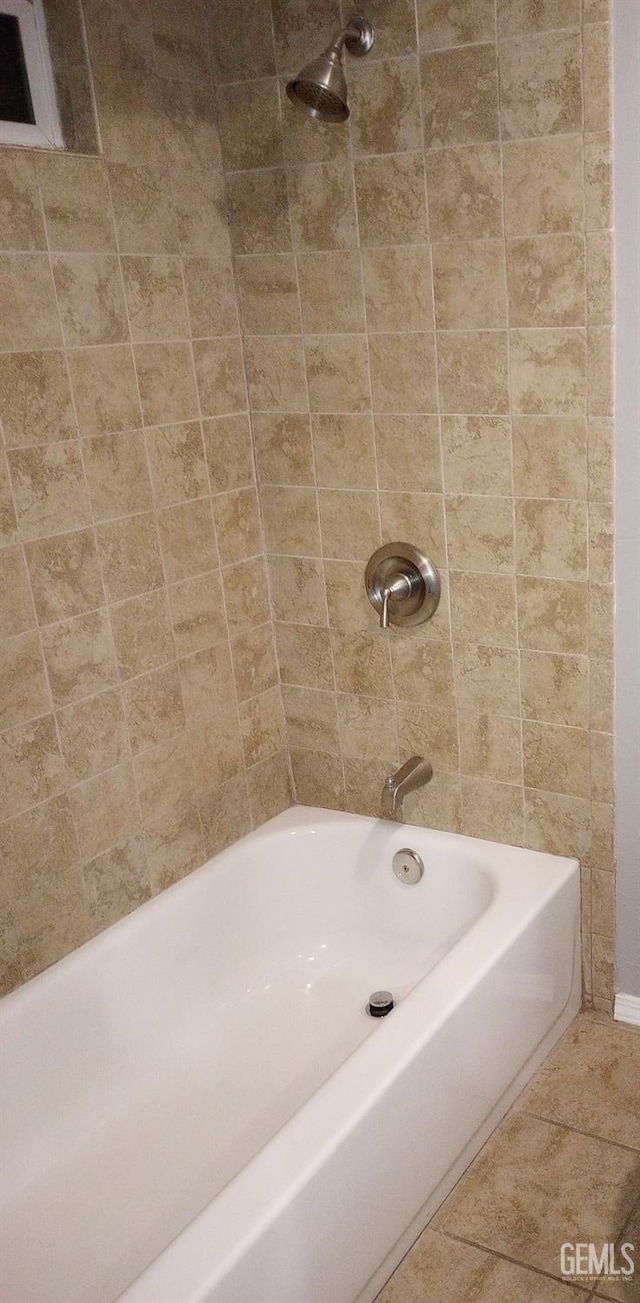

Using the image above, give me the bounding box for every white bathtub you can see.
[0,806,580,1303]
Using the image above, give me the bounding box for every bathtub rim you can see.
[0,803,572,1015]
[108,804,580,1303]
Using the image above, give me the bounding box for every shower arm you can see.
[328,17,375,60]
[328,24,361,55]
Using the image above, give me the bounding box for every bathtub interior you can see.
[0,814,495,1303]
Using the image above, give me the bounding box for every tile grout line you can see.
[437,1226,595,1295]
[217,1,299,815]
[28,154,109,931]
[162,75,244,852]
[276,37,350,806]
[343,13,402,789]
[494,0,527,836]
[580,2,601,1009]
[152,0,275,844]
[76,25,198,890]
[518,1106,640,1157]
[415,0,463,825]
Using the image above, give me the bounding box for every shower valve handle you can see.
[365,542,441,630]
[380,573,413,629]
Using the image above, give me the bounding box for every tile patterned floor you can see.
[377,1015,640,1303]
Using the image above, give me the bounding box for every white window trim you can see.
[0,0,63,148]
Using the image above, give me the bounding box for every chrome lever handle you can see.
[379,573,412,629]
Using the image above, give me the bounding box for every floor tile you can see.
[432,1113,640,1281]
[594,1201,640,1302]
[376,1229,589,1302]
[517,1017,640,1149]
[380,1019,640,1302]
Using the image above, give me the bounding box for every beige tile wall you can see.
[0,0,293,994]
[44,0,100,155]
[1,0,615,1012]
[209,0,615,1010]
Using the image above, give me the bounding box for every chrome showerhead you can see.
[286,17,374,124]
[286,46,350,123]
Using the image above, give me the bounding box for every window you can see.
[0,0,63,147]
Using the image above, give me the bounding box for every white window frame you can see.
[0,0,63,148]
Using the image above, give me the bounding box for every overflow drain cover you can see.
[367,990,395,1018]
[392,848,424,884]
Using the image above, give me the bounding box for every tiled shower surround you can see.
[210,0,615,1008]
[0,0,293,992]
[0,0,614,1007]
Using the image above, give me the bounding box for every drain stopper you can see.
[367,990,395,1017]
